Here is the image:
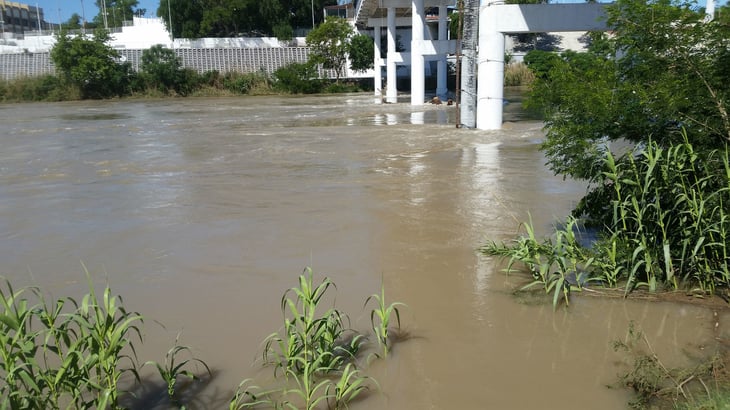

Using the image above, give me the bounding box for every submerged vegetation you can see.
[0,273,210,409]
[482,0,730,306]
[612,322,730,409]
[482,139,730,305]
[1,269,406,409]
[231,268,405,409]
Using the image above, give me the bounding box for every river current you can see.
[0,93,723,409]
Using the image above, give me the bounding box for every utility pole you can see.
[101,0,108,30]
[1,2,6,44]
[80,0,86,33]
[167,0,174,47]
[311,0,315,27]
[35,3,42,34]
[706,0,716,21]
[459,0,478,128]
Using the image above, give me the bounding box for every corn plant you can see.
[264,268,359,376]
[364,282,405,357]
[229,378,274,410]
[0,275,145,409]
[237,268,393,409]
[144,334,211,407]
[326,363,375,410]
[74,276,144,408]
[0,280,44,409]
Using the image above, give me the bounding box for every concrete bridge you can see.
[355,0,609,129]
[356,0,717,130]
[355,0,611,129]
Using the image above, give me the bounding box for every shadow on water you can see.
[121,369,230,410]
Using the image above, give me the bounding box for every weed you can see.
[481,214,595,308]
[613,322,726,409]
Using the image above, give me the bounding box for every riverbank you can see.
[0,71,372,103]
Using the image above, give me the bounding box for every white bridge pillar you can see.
[373,23,383,102]
[475,3,609,129]
[436,5,449,98]
[477,1,504,130]
[410,0,426,105]
[386,7,398,103]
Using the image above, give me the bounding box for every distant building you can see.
[1,1,46,37]
[324,3,355,19]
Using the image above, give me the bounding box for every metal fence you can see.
[0,46,316,80]
[0,51,54,79]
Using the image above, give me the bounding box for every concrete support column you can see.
[706,0,716,20]
[410,0,425,105]
[386,7,398,103]
[436,5,448,98]
[477,2,504,130]
[373,23,382,102]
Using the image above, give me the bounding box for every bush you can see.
[272,62,323,94]
[523,49,561,78]
[0,75,79,102]
[140,44,184,94]
[222,72,270,94]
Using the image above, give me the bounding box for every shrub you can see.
[272,62,323,94]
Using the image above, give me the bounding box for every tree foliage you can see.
[50,29,132,99]
[348,33,374,73]
[93,0,140,28]
[157,0,336,38]
[526,0,730,181]
[140,44,186,94]
[306,16,355,81]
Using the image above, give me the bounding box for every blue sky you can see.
[34,1,159,24]
[31,0,730,25]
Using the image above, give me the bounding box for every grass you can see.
[504,63,536,87]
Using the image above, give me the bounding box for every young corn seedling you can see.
[145,333,211,407]
[365,283,405,358]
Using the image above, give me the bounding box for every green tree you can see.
[158,0,204,38]
[140,44,184,93]
[306,16,355,81]
[62,13,84,30]
[348,33,374,72]
[94,0,140,28]
[527,0,730,181]
[51,29,132,99]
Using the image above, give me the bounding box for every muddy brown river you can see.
[0,93,725,409]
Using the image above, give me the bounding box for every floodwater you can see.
[0,93,725,409]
